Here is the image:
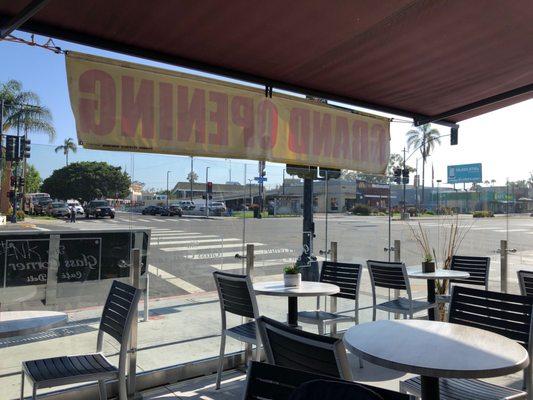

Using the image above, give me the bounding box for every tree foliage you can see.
[41,162,131,202]
[55,137,77,166]
[25,164,42,193]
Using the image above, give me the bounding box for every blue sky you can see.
[1,32,532,190]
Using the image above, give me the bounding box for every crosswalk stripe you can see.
[493,229,527,233]
[184,248,295,260]
[156,238,240,246]
[180,219,191,222]
[34,226,50,231]
[210,257,296,270]
[152,234,204,241]
[162,242,264,252]
[148,265,204,293]
[137,218,152,222]
[151,231,190,236]
[153,236,223,245]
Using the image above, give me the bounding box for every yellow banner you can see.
[66,52,390,173]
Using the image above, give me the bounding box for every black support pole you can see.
[300,177,314,266]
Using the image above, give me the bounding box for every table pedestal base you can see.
[287,297,298,327]
[427,280,436,321]
[421,376,439,400]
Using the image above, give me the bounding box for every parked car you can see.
[176,200,196,210]
[67,199,84,215]
[169,204,183,216]
[85,200,115,218]
[47,202,71,218]
[34,198,53,215]
[142,205,163,215]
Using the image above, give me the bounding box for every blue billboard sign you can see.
[447,163,482,184]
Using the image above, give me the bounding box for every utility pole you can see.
[403,147,407,216]
[205,167,210,218]
[190,156,194,201]
[282,168,286,195]
[166,171,171,208]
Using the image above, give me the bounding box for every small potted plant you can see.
[283,264,301,287]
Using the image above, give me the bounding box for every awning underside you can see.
[1,0,533,125]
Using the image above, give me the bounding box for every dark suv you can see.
[85,200,115,219]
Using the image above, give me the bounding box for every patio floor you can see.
[139,355,527,399]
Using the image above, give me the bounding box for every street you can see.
[13,212,533,299]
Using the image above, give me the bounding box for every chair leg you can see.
[358,357,363,368]
[98,379,107,399]
[216,331,227,390]
[372,307,376,321]
[254,343,261,362]
[318,323,325,335]
[32,385,37,400]
[118,370,127,400]
[20,370,25,400]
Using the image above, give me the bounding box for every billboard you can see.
[66,52,390,174]
[447,163,482,184]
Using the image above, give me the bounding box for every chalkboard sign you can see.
[0,230,149,288]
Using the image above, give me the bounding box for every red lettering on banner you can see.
[121,76,154,138]
[208,91,228,145]
[334,117,350,160]
[369,124,386,164]
[177,86,206,143]
[374,124,388,165]
[352,121,368,162]
[312,112,332,157]
[231,96,254,147]
[288,108,310,154]
[159,82,173,140]
[78,69,116,135]
[257,99,278,149]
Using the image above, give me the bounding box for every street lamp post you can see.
[282,168,286,195]
[166,171,171,208]
[436,179,442,215]
[190,157,194,201]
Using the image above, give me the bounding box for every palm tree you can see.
[406,124,440,207]
[55,138,77,166]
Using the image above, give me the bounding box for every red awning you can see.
[2,0,533,125]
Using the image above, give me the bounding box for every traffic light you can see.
[5,135,17,161]
[206,181,213,194]
[319,168,341,180]
[402,168,409,185]
[393,167,402,184]
[18,177,25,187]
[10,175,16,187]
[450,127,458,145]
[20,138,31,159]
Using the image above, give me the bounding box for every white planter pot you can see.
[284,273,301,287]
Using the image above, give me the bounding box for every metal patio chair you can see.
[20,280,141,400]
[367,260,436,320]
[243,361,414,400]
[518,270,533,297]
[400,286,533,400]
[213,271,260,390]
[436,255,490,303]
[256,315,352,380]
[297,261,363,335]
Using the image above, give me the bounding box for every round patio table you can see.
[407,268,469,320]
[253,281,339,327]
[0,310,68,338]
[344,320,528,400]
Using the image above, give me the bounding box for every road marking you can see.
[184,248,295,259]
[180,219,191,222]
[493,229,528,233]
[33,226,50,231]
[148,265,204,293]
[153,236,223,245]
[156,238,241,246]
[161,242,264,252]
[151,234,204,240]
[210,257,296,270]
[137,218,151,222]
[471,227,499,230]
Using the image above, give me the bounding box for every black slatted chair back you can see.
[450,255,490,288]
[449,286,533,347]
[518,270,533,297]
[213,271,257,319]
[367,260,408,291]
[256,316,352,380]
[99,280,141,344]
[320,261,362,300]
[244,361,412,400]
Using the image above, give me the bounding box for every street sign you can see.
[447,163,482,184]
[254,177,267,183]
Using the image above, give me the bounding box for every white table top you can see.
[408,269,470,280]
[253,281,340,297]
[343,320,528,379]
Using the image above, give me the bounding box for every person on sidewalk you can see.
[69,205,76,223]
